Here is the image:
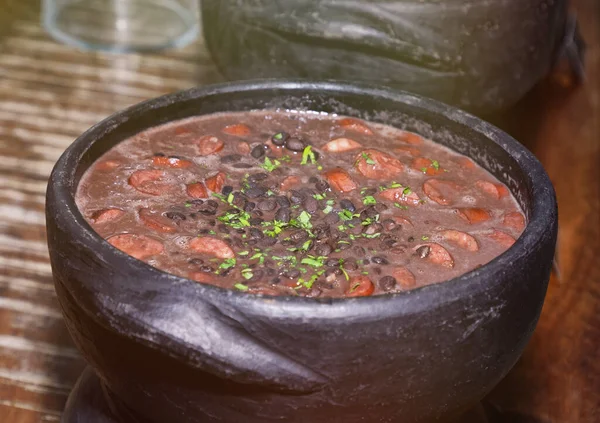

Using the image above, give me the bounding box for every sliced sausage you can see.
[476,180,509,199]
[486,229,516,248]
[197,135,224,156]
[355,149,404,180]
[222,123,251,136]
[128,169,169,196]
[456,208,492,224]
[323,167,358,193]
[188,236,235,259]
[107,234,163,260]
[416,243,454,268]
[186,182,208,199]
[391,215,413,227]
[411,157,444,175]
[237,141,251,155]
[338,118,373,135]
[152,155,192,168]
[205,172,226,192]
[423,179,461,205]
[394,145,420,157]
[95,160,121,171]
[280,175,301,192]
[139,208,177,233]
[439,230,479,251]
[379,187,421,206]
[502,211,526,232]
[397,131,424,145]
[346,276,375,297]
[90,208,124,224]
[392,266,417,289]
[322,137,362,153]
[456,157,476,170]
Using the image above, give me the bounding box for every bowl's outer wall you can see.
[201,0,568,113]
[46,82,558,423]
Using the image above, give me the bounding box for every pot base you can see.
[62,368,497,423]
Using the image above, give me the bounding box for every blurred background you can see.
[0,0,598,422]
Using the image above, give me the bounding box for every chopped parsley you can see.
[402,187,412,196]
[241,268,253,280]
[421,235,430,241]
[363,195,377,205]
[431,160,440,170]
[394,203,408,210]
[218,258,236,270]
[261,156,281,172]
[301,145,317,165]
[362,152,376,165]
[234,283,249,291]
[313,193,327,200]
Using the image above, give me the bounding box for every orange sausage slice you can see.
[439,230,479,251]
[188,272,216,284]
[411,157,444,175]
[205,172,226,192]
[355,149,404,180]
[90,208,124,224]
[456,208,492,224]
[346,276,375,297]
[476,180,509,199]
[107,234,163,260]
[379,187,421,206]
[502,211,526,232]
[486,229,516,248]
[392,267,417,289]
[416,243,454,268]
[338,118,373,135]
[152,155,192,168]
[128,170,169,196]
[95,160,121,171]
[222,124,251,136]
[188,237,235,259]
[323,168,358,193]
[186,182,208,199]
[280,176,301,192]
[322,137,362,153]
[423,179,461,205]
[197,135,225,156]
[138,208,177,233]
[397,131,424,145]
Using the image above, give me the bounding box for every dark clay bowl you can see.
[46,80,557,423]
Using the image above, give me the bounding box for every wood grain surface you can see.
[0,0,598,422]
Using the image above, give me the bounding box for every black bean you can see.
[306,288,322,298]
[188,258,204,265]
[390,246,406,255]
[244,202,256,212]
[371,256,389,265]
[326,258,340,267]
[245,187,267,198]
[249,173,269,182]
[382,219,397,231]
[365,206,379,218]
[350,225,363,236]
[199,229,210,235]
[308,176,318,184]
[258,199,277,211]
[316,281,335,290]
[163,211,186,222]
[344,260,358,271]
[247,239,258,246]
[290,230,309,242]
[364,223,383,235]
[340,199,356,212]
[249,228,264,239]
[251,145,267,159]
[304,197,319,214]
[275,196,290,208]
[324,213,339,225]
[374,203,388,213]
[271,131,290,146]
[416,246,431,259]
[325,268,343,277]
[253,210,264,217]
[379,276,397,291]
[200,265,214,273]
[249,217,263,225]
[315,179,330,192]
[265,268,276,276]
[381,237,399,248]
[189,199,204,206]
[153,152,166,157]
[272,277,282,284]
[232,194,247,208]
[373,267,383,275]
[289,190,304,204]
[314,224,330,240]
[363,188,378,196]
[283,269,301,279]
[285,137,305,152]
[353,246,366,256]
[217,224,230,234]
[315,243,332,256]
[408,236,415,242]
[348,218,361,227]
[221,154,242,163]
[233,163,254,169]
[250,269,264,281]
[260,237,277,247]
[275,207,291,223]
[206,200,219,209]
[198,209,217,216]
[281,239,295,246]
[337,242,352,251]
[222,185,234,195]
[207,219,216,226]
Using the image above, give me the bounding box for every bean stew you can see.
[76,111,526,297]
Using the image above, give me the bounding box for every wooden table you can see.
[0,1,598,422]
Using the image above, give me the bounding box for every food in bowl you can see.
[76,111,525,297]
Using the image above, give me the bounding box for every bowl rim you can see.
[47,79,557,317]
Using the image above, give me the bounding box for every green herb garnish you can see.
[363,195,377,205]
[362,152,376,165]
[261,156,281,172]
[301,145,317,165]
[234,283,249,291]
